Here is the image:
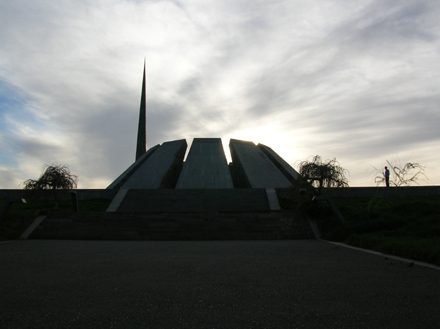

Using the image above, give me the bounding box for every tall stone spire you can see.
[136,59,147,161]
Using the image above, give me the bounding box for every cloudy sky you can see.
[1,0,439,189]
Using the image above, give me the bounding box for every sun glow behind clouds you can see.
[1,0,440,188]
[221,124,298,165]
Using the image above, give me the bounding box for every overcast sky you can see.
[1,0,439,189]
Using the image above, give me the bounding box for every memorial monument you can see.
[105,62,300,213]
[25,63,313,241]
[108,63,299,191]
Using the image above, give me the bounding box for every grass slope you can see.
[315,196,440,266]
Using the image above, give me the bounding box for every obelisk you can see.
[136,59,147,160]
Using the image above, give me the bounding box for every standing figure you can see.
[384,166,390,187]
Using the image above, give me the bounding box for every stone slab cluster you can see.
[107,138,299,190]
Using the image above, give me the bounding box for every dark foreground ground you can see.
[0,240,439,329]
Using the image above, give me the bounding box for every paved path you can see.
[0,240,439,328]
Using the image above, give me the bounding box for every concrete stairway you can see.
[113,189,271,213]
[27,211,314,241]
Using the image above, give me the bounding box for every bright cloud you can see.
[0,0,439,188]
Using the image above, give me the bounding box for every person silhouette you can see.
[384,166,390,187]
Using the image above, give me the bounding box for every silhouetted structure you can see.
[106,64,300,213]
[109,64,299,191]
[136,59,147,160]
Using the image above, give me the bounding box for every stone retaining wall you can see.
[0,189,117,200]
[2,186,439,202]
[276,186,440,199]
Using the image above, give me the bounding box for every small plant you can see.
[21,163,78,208]
[297,155,349,195]
[22,163,78,190]
[374,160,427,187]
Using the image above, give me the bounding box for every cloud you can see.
[1,0,440,188]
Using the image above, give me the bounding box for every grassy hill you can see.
[314,196,440,266]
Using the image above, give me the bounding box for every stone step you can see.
[28,211,314,241]
[114,189,271,213]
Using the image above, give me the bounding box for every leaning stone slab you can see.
[176,138,234,189]
[229,139,292,188]
[121,139,187,189]
[107,145,160,189]
[258,143,299,183]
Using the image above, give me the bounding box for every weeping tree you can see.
[298,155,349,194]
[374,160,427,187]
[22,163,78,207]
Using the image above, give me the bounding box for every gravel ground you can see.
[0,239,439,328]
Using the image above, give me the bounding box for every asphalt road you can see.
[0,240,439,328]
